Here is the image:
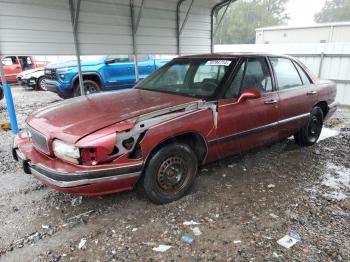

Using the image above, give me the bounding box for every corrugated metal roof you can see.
[0,0,229,55]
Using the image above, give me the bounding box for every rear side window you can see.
[294,62,312,85]
[270,57,302,90]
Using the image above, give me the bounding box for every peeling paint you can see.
[115,101,218,156]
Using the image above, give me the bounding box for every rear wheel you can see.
[294,106,323,146]
[142,143,198,204]
[36,76,47,91]
[74,80,101,97]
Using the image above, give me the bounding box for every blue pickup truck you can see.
[45,55,169,98]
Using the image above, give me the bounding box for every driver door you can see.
[208,57,280,160]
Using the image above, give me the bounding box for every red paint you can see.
[1,56,46,83]
[13,54,338,197]
[37,177,139,196]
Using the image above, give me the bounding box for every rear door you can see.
[209,57,280,159]
[1,56,22,82]
[269,57,317,136]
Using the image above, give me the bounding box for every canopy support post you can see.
[69,0,84,96]
[130,0,140,82]
[0,60,19,134]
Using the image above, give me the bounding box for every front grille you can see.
[25,123,50,154]
[45,68,56,80]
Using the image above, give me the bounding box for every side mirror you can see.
[104,58,115,64]
[237,89,261,103]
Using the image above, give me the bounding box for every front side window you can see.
[225,57,272,98]
[136,59,235,98]
[270,57,302,90]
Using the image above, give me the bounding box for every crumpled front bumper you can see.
[13,133,143,196]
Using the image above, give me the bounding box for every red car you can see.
[13,53,337,204]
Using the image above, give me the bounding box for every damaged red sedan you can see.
[13,53,337,204]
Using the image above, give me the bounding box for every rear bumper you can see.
[13,134,142,196]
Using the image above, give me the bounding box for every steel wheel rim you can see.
[40,78,47,91]
[307,115,321,142]
[157,156,188,193]
[84,83,98,95]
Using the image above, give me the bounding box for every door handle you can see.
[307,91,317,95]
[264,99,277,105]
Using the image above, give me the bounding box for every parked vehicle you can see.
[13,53,337,204]
[44,55,169,99]
[17,68,46,91]
[1,56,46,83]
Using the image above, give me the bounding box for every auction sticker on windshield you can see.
[205,60,231,66]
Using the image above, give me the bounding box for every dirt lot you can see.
[0,86,349,261]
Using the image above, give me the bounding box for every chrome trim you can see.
[30,167,141,188]
[25,123,50,154]
[278,113,310,125]
[208,113,310,146]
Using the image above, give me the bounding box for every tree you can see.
[214,0,290,44]
[315,0,350,23]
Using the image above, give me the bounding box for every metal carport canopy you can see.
[0,0,233,134]
[0,0,232,56]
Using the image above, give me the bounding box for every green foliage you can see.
[214,0,289,44]
[315,0,350,23]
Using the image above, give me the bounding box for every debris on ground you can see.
[152,245,171,252]
[0,122,11,132]
[183,220,200,226]
[181,236,194,244]
[277,231,302,249]
[269,213,279,219]
[191,227,202,236]
[78,238,87,249]
[71,196,83,206]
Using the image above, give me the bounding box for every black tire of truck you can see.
[74,80,101,97]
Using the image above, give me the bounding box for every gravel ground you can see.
[0,86,349,261]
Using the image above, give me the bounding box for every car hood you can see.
[45,59,104,69]
[27,89,200,143]
[18,68,43,77]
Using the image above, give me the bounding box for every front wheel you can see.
[294,106,324,146]
[36,76,47,91]
[74,80,101,97]
[142,143,198,204]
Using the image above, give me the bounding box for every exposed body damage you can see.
[13,53,337,203]
[114,101,218,158]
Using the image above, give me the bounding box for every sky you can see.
[285,0,328,26]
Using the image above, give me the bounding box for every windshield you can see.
[135,59,236,98]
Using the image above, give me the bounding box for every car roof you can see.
[176,52,295,60]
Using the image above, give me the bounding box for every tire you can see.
[142,143,198,204]
[0,85,4,101]
[36,76,47,91]
[74,80,101,97]
[294,106,324,146]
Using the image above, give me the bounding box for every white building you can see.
[255,22,350,44]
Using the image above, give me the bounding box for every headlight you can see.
[57,67,74,73]
[52,139,80,164]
